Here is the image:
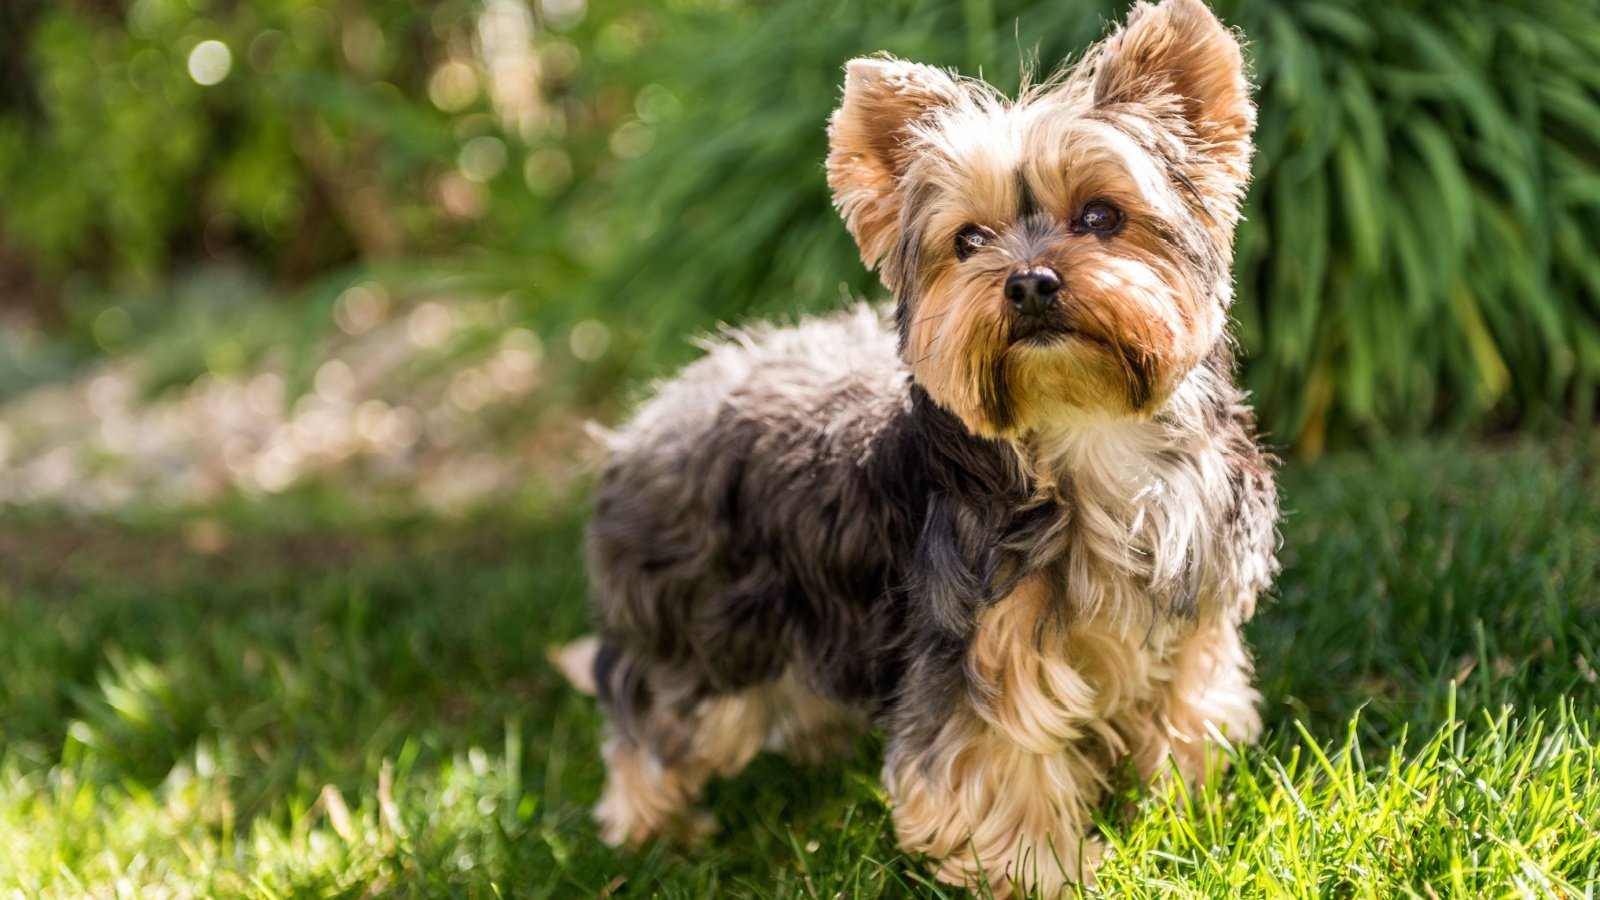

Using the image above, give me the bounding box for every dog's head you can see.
[827,0,1254,437]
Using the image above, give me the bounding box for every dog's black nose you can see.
[1005,267,1062,317]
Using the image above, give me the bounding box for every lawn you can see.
[1,437,1597,897]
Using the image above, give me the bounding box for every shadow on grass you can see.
[0,504,592,801]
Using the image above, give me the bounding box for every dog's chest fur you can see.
[969,391,1239,755]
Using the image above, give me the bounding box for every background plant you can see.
[0,0,651,318]
[3,0,1598,450]
[587,0,1600,451]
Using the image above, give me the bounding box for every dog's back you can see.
[585,306,919,723]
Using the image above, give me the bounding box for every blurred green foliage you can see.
[3,0,1599,449]
[0,0,640,289]
[591,0,1600,449]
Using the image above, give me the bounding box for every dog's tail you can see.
[546,635,600,695]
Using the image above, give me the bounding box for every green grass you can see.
[1,438,1597,897]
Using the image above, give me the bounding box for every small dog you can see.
[555,0,1278,893]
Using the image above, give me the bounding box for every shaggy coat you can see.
[565,0,1279,894]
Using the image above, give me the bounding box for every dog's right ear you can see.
[827,57,962,273]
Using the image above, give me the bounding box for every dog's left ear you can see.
[1091,0,1254,178]
[827,57,963,274]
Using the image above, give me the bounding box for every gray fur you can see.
[585,304,1277,763]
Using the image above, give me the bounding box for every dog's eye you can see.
[954,225,992,261]
[1078,201,1123,234]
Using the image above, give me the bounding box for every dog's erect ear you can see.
[827,57,963,272]
[1091,0,1254,176]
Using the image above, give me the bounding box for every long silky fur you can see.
[576,0,1279,894]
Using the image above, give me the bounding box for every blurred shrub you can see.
[0,0,636,296]
[3,0,1598,449]
[586,0,1600,450]
[1234,0,1600,448]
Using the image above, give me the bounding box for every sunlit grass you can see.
[1,438,1596,897]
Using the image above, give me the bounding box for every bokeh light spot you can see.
[248,30,287,72]
[539,0,587,31]
[429,61,479,112]
[635,84,682,124]
[436,172,489,219]
[187,40,233,86]
[409,302,455,349]
[609,120,654,159]
[569,320,610,361]
[93,308,133,351]
[449,370,492,411]
[314,359,356,403]
[540,40,581,80]
[523,147,573,196]
[459,136,508,183]
[335,283,389,336]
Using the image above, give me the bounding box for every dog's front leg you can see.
[1125,618,1262,789]
[883,576,1110,897]
[883,709,1105,898]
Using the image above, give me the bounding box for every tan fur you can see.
[1020,366,1248,630]
[907,260,1017,436]
[898,526,1259,897]
[828,0,1252,438]
[826,58,964,275]
[590,671,861,846]
[763,670,868,764]
[884,77,1235,436]
[967,578,1102,756]
[595,733,718,847]
[547,636,599,695]
[1091,0,1255,198]
[594,690,767,847]
[887,354,1270,895]
[1124,621,1260,785]
[886,711,1106,898]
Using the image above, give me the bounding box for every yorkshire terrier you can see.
[554,0,1279,893]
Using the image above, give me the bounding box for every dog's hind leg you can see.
[590,643,772,847]
[762,669,866,765]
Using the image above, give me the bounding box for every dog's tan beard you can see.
[906,246,1214,438]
